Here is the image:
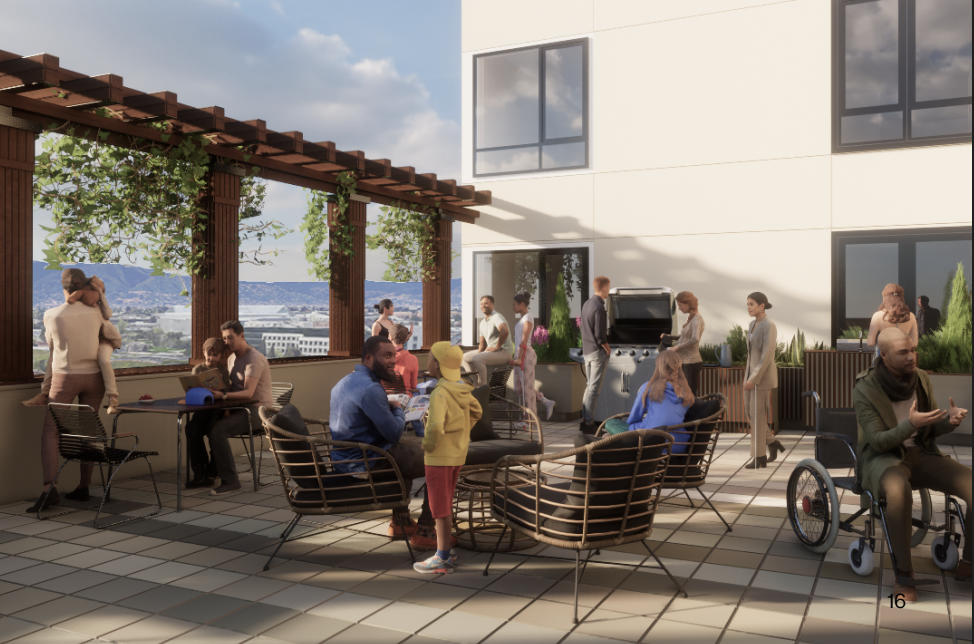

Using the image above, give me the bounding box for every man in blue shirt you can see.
[330,336,441,549]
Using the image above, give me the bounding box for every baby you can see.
[24,276,122,413]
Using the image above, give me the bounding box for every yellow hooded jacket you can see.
[422,379,483,466]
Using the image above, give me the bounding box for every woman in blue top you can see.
[627,350,696,453]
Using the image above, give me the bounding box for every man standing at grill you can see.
[580,276,611,434]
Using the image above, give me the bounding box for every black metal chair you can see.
[487,428,687,624]
[238,382,294,485]
[259,405,416,570]
[43,403,161,529]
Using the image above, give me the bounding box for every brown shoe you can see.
[388,517,417,540]
[409,524,458,550]
[893,570,919,604]
[956,559,972,583]
[22,393,50,407]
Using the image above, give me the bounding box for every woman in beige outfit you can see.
[662,291,705,396]
[744,292,784,469]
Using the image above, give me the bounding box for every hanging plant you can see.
[33,109,287,295]
[299,171,357,282]
[367,194,451,283]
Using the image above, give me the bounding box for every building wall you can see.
[460,0,972,347]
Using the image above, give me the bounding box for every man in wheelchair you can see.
[853,328,970,603]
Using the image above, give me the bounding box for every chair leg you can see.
[573,550,580,625]
[394,511,417,564]
[413,482,427,499]
[36,459,71,521]
[682,489,697,508]
[264,515,300,571]
[642,541,688,598]
[483,524,508,576]
[94,455,162,530]
[696,488,732,533]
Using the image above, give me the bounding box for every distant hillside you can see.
[33,262,461,310]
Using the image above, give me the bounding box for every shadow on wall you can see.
[469,195,832,346]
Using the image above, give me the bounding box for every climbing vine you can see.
[299,171,357,282]
[32,108,287,295]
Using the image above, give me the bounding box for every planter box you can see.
[700,367,776,433]
[778,367,803,422]
[929,373,972,440]
[803,350,874,426]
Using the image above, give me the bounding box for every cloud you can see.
[6,1,463,283]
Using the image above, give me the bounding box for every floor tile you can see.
[74,577,157,604]
[879,605,953,639]
[90,555,164,577]
[0,539,57,556]
[691,563,756,587]
[760,554,821,577]
[159,594,250,624]
[208,602,298,635]
[4,627,92,643]
[599,588,672,617]
[509,599,578,631]
[128,561,204,585]
[309,592,390,623]
[11,596,103,627]
[742,587,810,617]
[540,580,613,608]
[644,619,722,644]
[103,536,169,554]
[213,575,292,601]
[729,606,804,640]
[814,577,880,604]
[751,569,816,595]
[259,613,349,644]
[0,617,42,644]
[2,562,76,586]
[483,620,565,644]
[170,569,246,593]
[721,631,794,644]
[657,601,736,629]
[0,587,64,614]
[35,569,115,595]
[418,610,505,644]
[485,572,556,598]
[165,625,250,644]
[875,628,953,644]
[704,549,765,570]
[323,623,409,644]
[174,547,244,568]
[806,595,876,627]
[117,585,201,613]
[260,584,339,612]
[400,584,476,611]
[717,535,772,554]
[362,601,446,634]
[51,548,121,570]
[55,605,149,637]
[351,574,424,601]
[137,542,206,561]
[100,614,196,644]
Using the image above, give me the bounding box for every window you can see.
[472,247,589,343]
[474,39,589,176]
[835,0,972,150]
[833,227,972,342]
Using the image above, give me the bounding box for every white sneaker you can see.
[543,397,556,420]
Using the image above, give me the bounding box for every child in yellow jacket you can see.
[413,342,482,574]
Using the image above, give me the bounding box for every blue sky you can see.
[1,0,463,281]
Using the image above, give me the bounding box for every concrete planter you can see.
[533,362,586,421]
[928,373,972,443]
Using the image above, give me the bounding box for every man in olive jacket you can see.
[853,328,970,602]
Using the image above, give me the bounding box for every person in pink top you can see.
[391,324,419,392]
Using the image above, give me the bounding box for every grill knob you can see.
[643,350,651,357]
[615,349,622,356]
[628,349,636,357]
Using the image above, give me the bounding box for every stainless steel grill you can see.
[571,287,677,420]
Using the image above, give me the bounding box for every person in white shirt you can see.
[509,293,556,421]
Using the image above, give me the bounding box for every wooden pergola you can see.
[0,48,490,382]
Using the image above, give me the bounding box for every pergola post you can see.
[0,113,40,382]
[191,163,241,361]
[422,217,453,349]
[328,198,367,357]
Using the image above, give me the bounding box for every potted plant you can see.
[531,275,585,420]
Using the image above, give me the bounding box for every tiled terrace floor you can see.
[0,421,970,644]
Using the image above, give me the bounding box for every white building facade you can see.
[460,0,972,348]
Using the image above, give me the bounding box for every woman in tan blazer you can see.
[744,292,784,469]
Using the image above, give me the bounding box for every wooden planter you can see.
[699,366,776,433]
[802,350,874,425]
[778,367,804,422]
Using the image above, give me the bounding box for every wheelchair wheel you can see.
[911,488,932,548]
[931,535,960,571]
[848,540,875,577]
[787,459,839,553]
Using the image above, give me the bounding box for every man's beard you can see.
[371,362,396,382]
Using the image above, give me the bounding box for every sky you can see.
[1,0,463,282]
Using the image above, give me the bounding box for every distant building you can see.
[158,304,296,336]
[263,332,329,357]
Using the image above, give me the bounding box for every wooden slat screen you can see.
[699,367,774,433]
[803,350,874,425]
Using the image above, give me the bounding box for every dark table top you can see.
[113,397,259,415]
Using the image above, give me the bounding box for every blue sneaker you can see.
[413,553,453,574]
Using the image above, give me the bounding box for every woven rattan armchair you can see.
[259,406,416,570]
[596,393,731,531]
[486,428,687,624]
[237,382,295,485]
[44,403,162,529]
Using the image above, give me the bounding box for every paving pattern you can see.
[0,420,970,644]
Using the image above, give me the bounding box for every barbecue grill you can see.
[570,287,678,421]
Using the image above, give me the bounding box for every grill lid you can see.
[606,287,677,346]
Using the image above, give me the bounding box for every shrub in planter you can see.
[534,273,574,363]
[917,263,972,374]
[776,329,830,367]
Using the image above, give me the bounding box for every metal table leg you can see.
[249,410,257,492]
[176,414,183,512]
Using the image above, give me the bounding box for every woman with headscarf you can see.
[866,284,918,356]
[743,292,784,469]
[661,291,705,396]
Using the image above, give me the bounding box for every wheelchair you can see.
[786,391,966,577]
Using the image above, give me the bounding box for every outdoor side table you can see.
[111,397,258,511]
[453,467,539,552]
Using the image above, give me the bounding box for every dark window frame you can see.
[833,0,972,152]
[471,246,590,344]
[473,38,589,177]
[832,226,972,346]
